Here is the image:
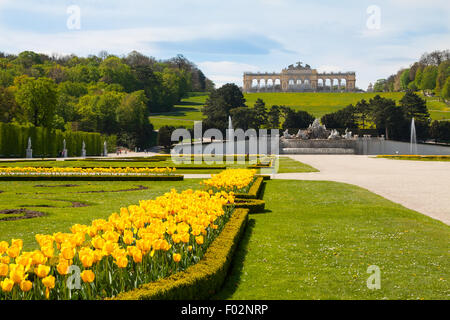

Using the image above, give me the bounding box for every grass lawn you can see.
[0,179,201,251]
[276,157,318,173]
[148,92,449,130]
[376,155,450,161]
[215,180,449,300]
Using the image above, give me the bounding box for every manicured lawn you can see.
[215,180,449,300]
[277,157,318,173]
[0,179,200,250]
[376,155,450,161]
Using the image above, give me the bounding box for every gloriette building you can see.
[243,62,356,93]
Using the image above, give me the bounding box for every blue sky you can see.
[0,0,449,89]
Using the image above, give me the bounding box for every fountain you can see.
[26,137,32,158]
[281,119,356,154]
[410,117,418,155]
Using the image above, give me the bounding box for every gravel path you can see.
[274,155,450,225]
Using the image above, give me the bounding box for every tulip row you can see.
[201,169,257,193]
[0,188,235,300]
[0,167,176,177]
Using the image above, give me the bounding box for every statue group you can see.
[282,119,353,141]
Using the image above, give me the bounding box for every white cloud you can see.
[198,61,260,88]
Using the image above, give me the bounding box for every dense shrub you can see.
[0,122,103,157]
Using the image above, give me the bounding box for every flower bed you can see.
[112,208,249,300]
[200,169,257,193]
[0,167,176,176]
[0,189,235,300]
[0,167,183,181]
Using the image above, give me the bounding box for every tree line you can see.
[372,50,450,101]
[0,50,213,149]
[321,91,450,142]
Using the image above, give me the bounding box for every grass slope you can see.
[149,92,449,129]
[215,180,449,300]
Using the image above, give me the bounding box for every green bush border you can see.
[235,176,264,199]
[0,175,184,181]
[112,208,249,300]
[233,199,265,213]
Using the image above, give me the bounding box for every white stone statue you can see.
[26,137,32,158]
[328,129,341,140]
[283,129,292,139]
[343,128,353,139]
[81,141,86,157]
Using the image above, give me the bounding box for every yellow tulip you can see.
[0,263,8,276]
[173,253,181,263]
[42,275,55,288]
[9,264,25,284]
[35,264,50,278]
[196,236,204,245]
[115,256,128,268]
[0,241,8,254]
[1,278,14,292]
[81,270,95,283]
[56,260,69,275]
[20,280,33,292]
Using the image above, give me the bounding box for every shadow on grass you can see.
[258,182,267,200]
[212,218,256,300]
[150,106,200,117]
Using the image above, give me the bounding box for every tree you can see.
[321,105,357,130]
[229,107,258,131]
[282,110,315,130]
[435,60,450,96]
[355,99,371,129]
[373,79,387,92]
[419,65,438,91]
[430,120,450,142]
[116,90,154,148]
[0,86,20,122]
[267,105,281,129]
[400,69,411,90]
[253,98,268,128]
[399,91,430,140]
[441,77,450,101]
[99,56,136,92]
[15,77,58,127]
[157,125,176,148]
[369,95,406,140]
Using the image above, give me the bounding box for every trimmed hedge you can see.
[112,208,249,300]
[235,176,264,199]
[0,122,103,158]
[0,175,184,181]
[234,199,265,213]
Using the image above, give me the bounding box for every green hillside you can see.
[149,92,450,129]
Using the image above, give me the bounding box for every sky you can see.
[0,0,449,90]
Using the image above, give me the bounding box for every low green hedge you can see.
[233,199,265,213]
[235,176,264,199]
[0,175,184,181]
[112,208,249,300]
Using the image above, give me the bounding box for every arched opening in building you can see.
[340,79,347,92]
[325,79,332,91]
[317,79,324,91]
[251,79,258,91]
[274,79,281,91]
